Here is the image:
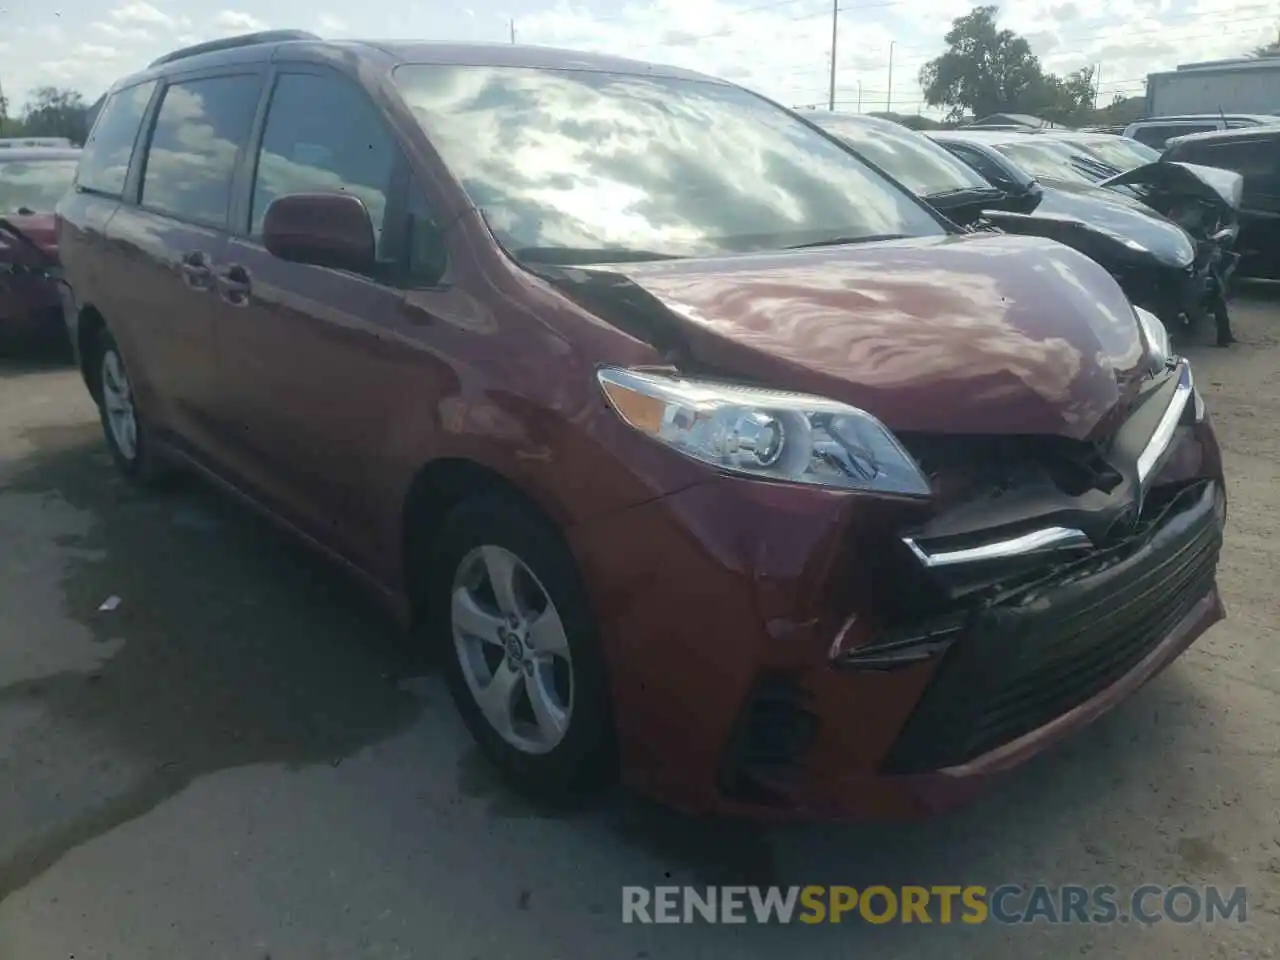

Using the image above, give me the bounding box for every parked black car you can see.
[1161,126,1280,281]
[927,128,1242,345]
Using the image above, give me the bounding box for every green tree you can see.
[919,6,1049,121]
[920,6,1099,124]
[1255,38,1280,57]
[19,86,89,143]
[1034,65,1098,124]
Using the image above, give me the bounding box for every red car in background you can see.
[1,147,78,351]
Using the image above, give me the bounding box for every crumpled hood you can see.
[1099,160,1244,212]
[1018,179,1198,268]
[569,233,1147,441]
[0,213,59,267]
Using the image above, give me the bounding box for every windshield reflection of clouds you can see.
[806,115,988,197]
[1068,138,1158,171]
[0,159,77,211]
[392,65,942,260]
[995,141,1095,184]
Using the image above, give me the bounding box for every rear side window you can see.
[1177,139,1277,178]
[141,74,263,227]
[1132,123,1217,147]
[249,71,397,253]
[75,81,157,196]
[944,143,1017,190]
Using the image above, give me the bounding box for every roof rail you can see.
[148,30,321,68]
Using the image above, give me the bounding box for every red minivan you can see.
[57,31,1227,820]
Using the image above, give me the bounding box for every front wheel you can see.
[424,496,616,799]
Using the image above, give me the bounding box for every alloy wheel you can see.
[101,349,138,462]
[450,545,574,755]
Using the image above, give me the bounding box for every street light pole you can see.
[886,41,895,113]
[828,0,838,111]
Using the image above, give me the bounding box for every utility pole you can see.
[1093,63,1101,111]
[509,19,516,44]
[886,41,895,113]
[857,80,863,113]
[828,0,838,111]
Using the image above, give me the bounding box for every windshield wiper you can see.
[927,187,995,198]
[784,233,909,250]
[512,246,684,265]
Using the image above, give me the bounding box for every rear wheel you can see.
[423,496,615,798]
[91,327,170,485]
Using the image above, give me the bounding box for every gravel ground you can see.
[0,291,1277,959]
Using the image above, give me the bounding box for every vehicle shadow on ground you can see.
[0,343,74,378]
[0,422,1224,951]
[0,422,425,900]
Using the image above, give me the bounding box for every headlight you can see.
[1134,305,1171,368]
[597,367,931,496]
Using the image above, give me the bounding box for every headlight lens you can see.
[1134,305,1171,368]
[597,367,931,496]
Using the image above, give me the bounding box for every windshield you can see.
[990,140,1101,184]
[392,65,944,263]
[1059,136,1159,172]
[804,114,990,198]
[0,158,77,212]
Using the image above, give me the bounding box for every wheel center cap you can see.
[501,629,524,661]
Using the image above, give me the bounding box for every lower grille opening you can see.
[718,673,817,805]
[881,479,1221,775]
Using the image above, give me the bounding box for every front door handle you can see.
[215,264,252,305]
[179,251,213,290]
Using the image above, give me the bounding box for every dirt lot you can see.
[0,293,1277,959]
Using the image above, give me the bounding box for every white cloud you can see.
[111,2,175,27]
[92,21,155,42]
[214,10,268,32]
[1,0,1277,116]
[73,43,126,61]
[317,14,351,35]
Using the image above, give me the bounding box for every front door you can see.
[213,67,417,570]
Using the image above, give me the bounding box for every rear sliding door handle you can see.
[215,264,252,305]
[179,251,213,290]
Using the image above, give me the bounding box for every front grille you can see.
[881,480,1221,774]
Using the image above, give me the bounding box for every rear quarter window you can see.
[75,81,158,197]
[1133,123,1218,148]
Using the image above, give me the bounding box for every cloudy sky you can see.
[1,0,1277,116]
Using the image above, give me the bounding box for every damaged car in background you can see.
[0,147,77,352]
[926,128,1243,346]
[61,37,1227,821]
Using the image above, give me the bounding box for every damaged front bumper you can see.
[569,358,1226,820]
[1125,242,1237,328]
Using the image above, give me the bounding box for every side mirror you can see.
[262,192,375,274]
[994,181,1043,215]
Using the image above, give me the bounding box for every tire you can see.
[90,326,170,486]
[424,496,616,799]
